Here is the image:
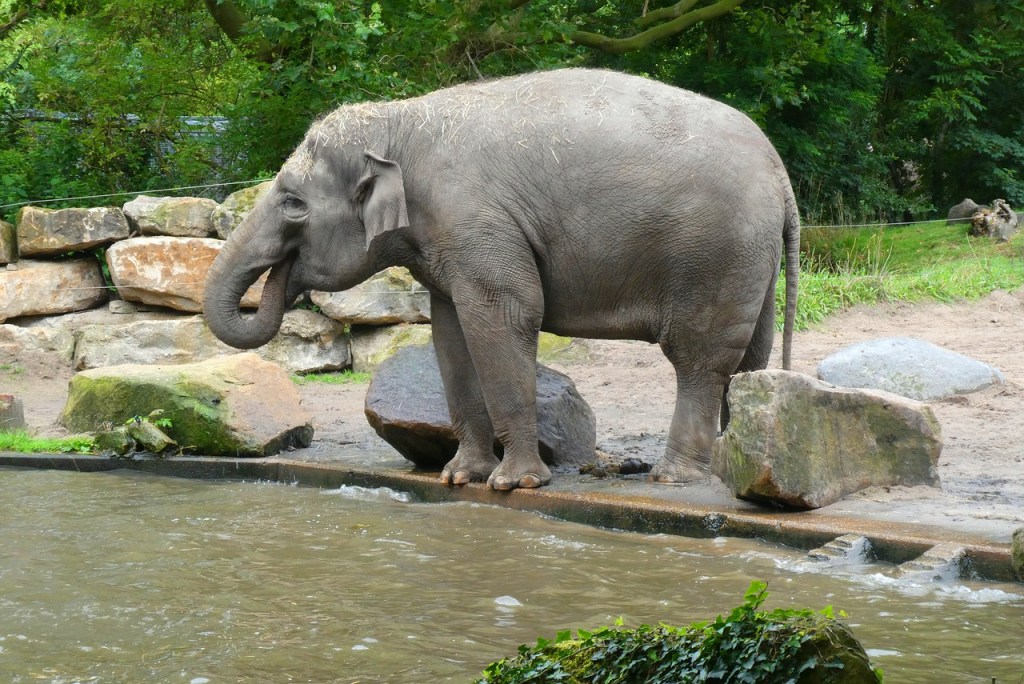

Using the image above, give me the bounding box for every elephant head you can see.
[203,143,410,349]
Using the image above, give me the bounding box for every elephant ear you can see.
[357,150,410,250]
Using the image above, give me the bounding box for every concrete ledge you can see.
[2,452,1016,583]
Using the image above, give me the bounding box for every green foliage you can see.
[479,581,880,684]
[3,1,1023,227]
[0,429,94,454]
[781,221,1024,330]
[291,370,371,385]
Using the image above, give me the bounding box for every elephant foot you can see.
[487,455,551,491]
[441,449,500,486]
[650,459,709,484]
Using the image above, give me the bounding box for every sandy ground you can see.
[5,289,1024,543]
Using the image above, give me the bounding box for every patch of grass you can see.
[291,370,372,385]
[0,363,24,375]
[0,429,95,454]
[780,221,1024,330]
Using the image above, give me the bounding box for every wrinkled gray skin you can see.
[203,69,799,491]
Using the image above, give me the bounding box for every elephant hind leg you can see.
[650,366,730,483]
[721,282,777,431]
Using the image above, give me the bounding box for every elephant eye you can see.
[281,195,309,219]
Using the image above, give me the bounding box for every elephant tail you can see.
[781,185,800,371]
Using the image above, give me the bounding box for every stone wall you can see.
[0,185,431,374]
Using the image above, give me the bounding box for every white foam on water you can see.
[321,485,413,503]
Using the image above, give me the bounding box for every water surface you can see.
[1,469,1021,683]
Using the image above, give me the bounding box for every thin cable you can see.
[798,218,950,231]
[0,179,273,212]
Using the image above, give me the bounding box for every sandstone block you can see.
[349,323,433,373]
[311,267,430,325]
[122,195,219,237]
[106,236,265,313]
[0,220,15,264]
[0,258,108,323]
[72,310,349,374]
[212,181,272,239]
[16,206,129,256]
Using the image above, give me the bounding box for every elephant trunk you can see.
[203,243,296,350]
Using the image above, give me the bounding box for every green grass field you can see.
[782,220,1024,329]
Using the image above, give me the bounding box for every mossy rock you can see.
[480,584,881,684]
[61,353,313,457]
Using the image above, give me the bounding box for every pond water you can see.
[1,469,1022,684]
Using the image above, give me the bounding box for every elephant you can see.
[203,68,799,491]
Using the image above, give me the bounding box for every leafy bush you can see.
[479,581,882,684]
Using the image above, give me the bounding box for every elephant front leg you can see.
[452,283,551,491]
[432,296,501,485]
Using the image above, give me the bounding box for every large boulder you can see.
[0,258,108,323]
[60,353,313,457]
[817,337,1004,401]
[212,181,272,239]
[0,219,15,264]
[72,310,349,373]
[16,206,130,256]
[311,267,430,325]
[105,236,265,312]
[122,195,219,238]
[712,370,942,510]
[364,343,597,470]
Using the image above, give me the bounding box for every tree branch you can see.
[465,0,746,58]
[203,0,277,63]
[571,0,746,55]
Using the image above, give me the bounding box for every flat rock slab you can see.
[364,343,597,471]
[61,353,313,457]
[817,336,1004,401]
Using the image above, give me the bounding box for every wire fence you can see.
[1,180,963,230]
[0,181,978,300]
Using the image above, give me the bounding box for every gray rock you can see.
[947,198,982,222]
[0,220,15,264]
[712,370,942,510]
[122,195,219,237]
[72,310,349,373]
[0,323,76,363]
[212,181,272,239]
[106,236,265,313]
[311,267,430,325]
[1013,527,1024,582]
[15,206,129,256]
[364,343,597,471]
[0,258,108,323]
[61,353,313,457]
[818,336,1004,401]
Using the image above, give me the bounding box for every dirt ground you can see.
[5,288,1024,542]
